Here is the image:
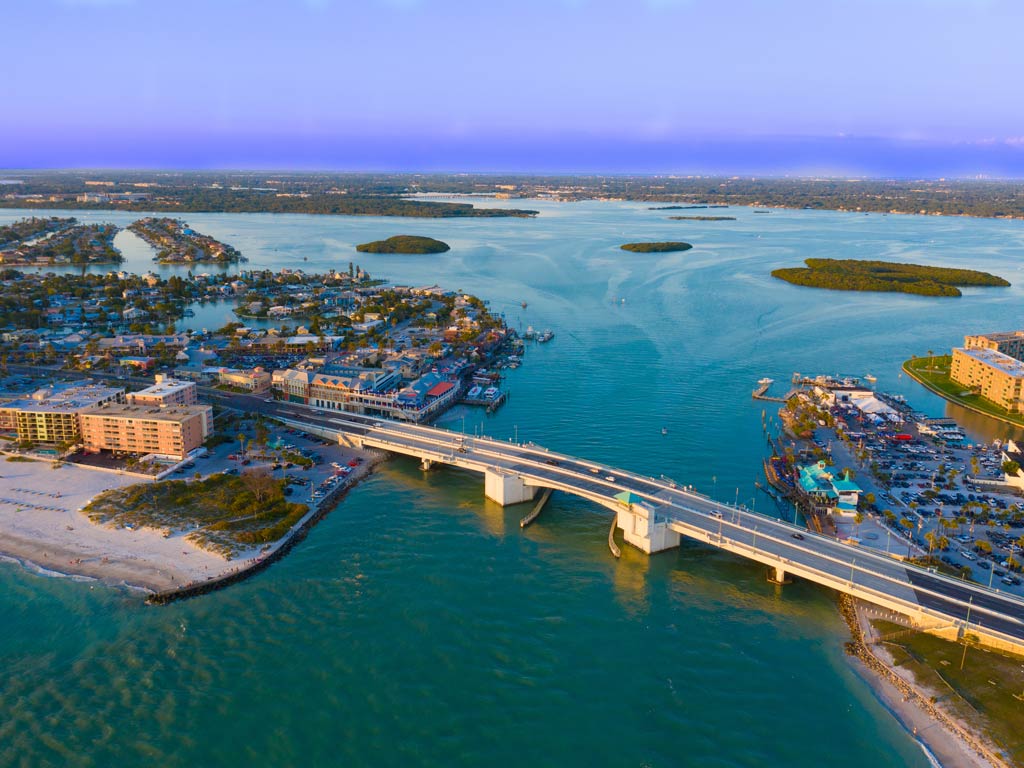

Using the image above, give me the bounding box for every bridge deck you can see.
[226,393,1024,652]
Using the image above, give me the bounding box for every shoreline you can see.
[838,594,1007,768]
[0,449,388,598]
[902,359,1024,430]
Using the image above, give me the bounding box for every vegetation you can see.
[771,258,1010,297]
[0,216,76,247]
[83,472,308,558]
[355,235,451,254]
[8,172,1024,219]
[620,241,693,253]
[903,355,1024,428]
[872,619,1024,764]
[667,215,736,221]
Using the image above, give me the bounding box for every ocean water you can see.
[4,201,1024,766]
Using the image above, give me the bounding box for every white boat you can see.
[467,386,482,399]
[758,377,774,386]
[865,374,877,383]
[483,387,499,400]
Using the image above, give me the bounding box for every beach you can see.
[0,444,386,594]
[843,596,1007,768]
[0,458,229,591]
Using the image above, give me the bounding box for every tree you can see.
[1002,460,1021,477]
[237,433,246,456]
[854,511,864,534]
[242,467,277,506]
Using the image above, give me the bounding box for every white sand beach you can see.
[0,459,228,591]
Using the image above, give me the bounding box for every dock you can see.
[752,383,800,403]
[461,391,508,413]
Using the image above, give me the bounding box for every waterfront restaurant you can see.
[796,461,862,518]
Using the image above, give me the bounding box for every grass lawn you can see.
[873,619,1024,764]
[903,355,1024,429]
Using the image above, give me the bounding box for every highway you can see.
[219,392,1024,648]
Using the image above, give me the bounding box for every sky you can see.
[3,0,1023,175]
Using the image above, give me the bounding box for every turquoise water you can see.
[4,201,1024,766]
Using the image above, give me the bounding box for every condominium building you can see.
[0,383,124,445]
[950,347,1024,412]
[127,375,198,407]
[964,331,1024,361]
[79,403,212,460]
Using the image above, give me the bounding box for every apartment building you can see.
[79,403,212,460]
[950,347,1024,412]
[127,375,198,407]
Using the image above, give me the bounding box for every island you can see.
[356,235,451,254]
[668,215,736,221]
[771,258,1010,297]
[0,222,121,266]
[128,217,244,265]
[0,215,78,249]
[620,241,693,253]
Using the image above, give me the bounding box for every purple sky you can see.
[4,0,1023,175]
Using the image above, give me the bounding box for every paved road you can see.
[218,394,1024,646]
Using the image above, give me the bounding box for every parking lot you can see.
[810,393,1024,595]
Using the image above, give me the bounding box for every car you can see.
[589,467,600,474]
[605,475,616,482]
[544,459,560,466]
[978,560,991,570]
[791,532,805,541]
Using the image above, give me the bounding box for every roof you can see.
[426,381,455,398]
[832,471,862,493]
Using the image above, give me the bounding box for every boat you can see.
[538,330,554,343]
[758,377,774,386]
[521,301,527,309]
[483,387,499,400]
[661,427,668,435]
[523,326,536,340]
[467,386,482,400]
[865,374,877,383]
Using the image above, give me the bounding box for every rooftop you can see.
[956,347,1024,378]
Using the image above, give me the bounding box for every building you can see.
[0,383,124,445]
[218,367,272,393]
[272,369,311,403]
[950,347,1024,413]
[127,375,198,407]
[79,403,212,460]
[796,461,862,517]
[964,331,1024,361]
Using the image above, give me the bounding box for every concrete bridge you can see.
[225,393,1024,655]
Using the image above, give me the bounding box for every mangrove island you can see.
[620,241,693,253]
[356,235,451,254]
[771,258,1010,297]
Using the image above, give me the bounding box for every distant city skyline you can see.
[4,0,1023,176]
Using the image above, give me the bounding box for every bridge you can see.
[220,392,1024,655]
